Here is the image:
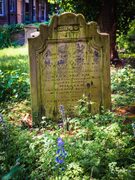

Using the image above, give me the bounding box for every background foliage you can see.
[117,19,135,53]
[0,24,24,49]
[48,0,135,34]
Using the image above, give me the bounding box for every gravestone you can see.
[24,25,39,44]
[28,13,111,125]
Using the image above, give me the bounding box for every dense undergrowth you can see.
[0,46,135,179]
[0,107,135,179]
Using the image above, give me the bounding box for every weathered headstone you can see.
[28,13,111,125]
[24,25,39,44]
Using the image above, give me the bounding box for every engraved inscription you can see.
[57,43,68,65]
[56,25,80,32]
[42,41,102,117]
[76,42,85,64]
[44,49,51,65]
[94,49,99,62]
[43,47,52,80]
[57,43,68,79]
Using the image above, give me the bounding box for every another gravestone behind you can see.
[28,13,111,125]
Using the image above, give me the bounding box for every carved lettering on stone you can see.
[76,42,85,64]
[56,25,80,32]
[57,43,68,79]
[94,49,99,63]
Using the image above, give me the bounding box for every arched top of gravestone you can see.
[28,12,109,52]
[49,12,87,27]
[31,13,108,40]
[39,12,100,39]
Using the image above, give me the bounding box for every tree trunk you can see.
[98,0,118,61]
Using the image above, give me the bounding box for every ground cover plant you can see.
[111,66,135,107]
[0,46,135,179]
[0,101,135,179]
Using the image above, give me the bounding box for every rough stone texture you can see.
[28,13,111,125]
